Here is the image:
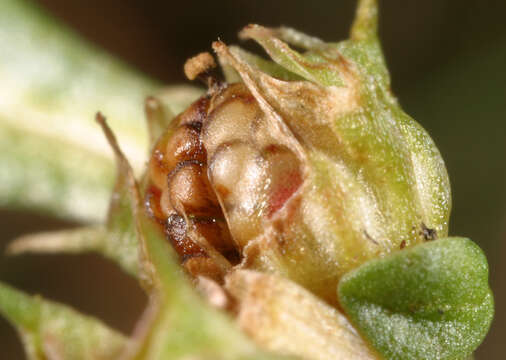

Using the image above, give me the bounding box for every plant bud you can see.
[147,1,451,305]
[203,20,450,303]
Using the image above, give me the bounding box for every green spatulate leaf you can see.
[0,282,126,360]
[338,237,493,360]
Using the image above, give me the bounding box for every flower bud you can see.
[147,0,450,305]
[202,8,450,303]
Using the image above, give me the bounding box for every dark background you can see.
[1,0,505,358]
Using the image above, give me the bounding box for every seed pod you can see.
[145,96,238,279]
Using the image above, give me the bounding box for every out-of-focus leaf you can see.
[338,237,494,360]
[5,89,205,276]
[225,270,379,360]
[4,83,210,274]
[7,226,106,255]
[0,0,151,221]
[0,123,115,222]
[0,0,203,222]
[6,113,145,277]
[6,224,139,278]
[0,281,126,360]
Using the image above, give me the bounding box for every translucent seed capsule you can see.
[203,84,260,155]
[179,96,210,126]
[148,131,172,190]
[159,188,175,219]
[168,161,221,217]
[208,142,268,247]
[144,185,165,223]
[164,124,206,171]
[262,145,303,217]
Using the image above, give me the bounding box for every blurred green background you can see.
[1,0,504,358]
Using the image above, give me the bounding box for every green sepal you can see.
[226,46,305,82]
[238,24,344,87]
[0,281,126,360]
[338,237,494,360]
[350,0,378,42]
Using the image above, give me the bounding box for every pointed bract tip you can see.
[95,111,105,124]
[351,0,379,41]
[212,41,243,70]
[96,112,124,161]
[212,41,251,82]
[238,24,274,41]
[212,40,226,53]
[144,96,160,112]
[96,112,135,184]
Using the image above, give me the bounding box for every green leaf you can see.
[0,0,203,222]
[338,237,494,360]
[0,281,126,360]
